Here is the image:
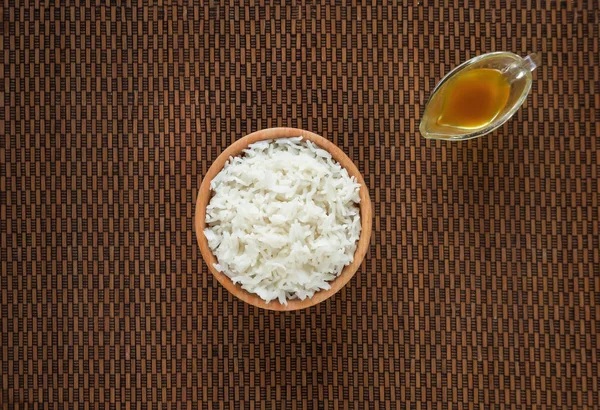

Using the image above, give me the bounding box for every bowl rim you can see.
[195,127,373,311]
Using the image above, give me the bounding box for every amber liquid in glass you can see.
[436,68,511,129]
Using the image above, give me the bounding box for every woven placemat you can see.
[1,1,598,408]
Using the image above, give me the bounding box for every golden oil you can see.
[434,68,511,129]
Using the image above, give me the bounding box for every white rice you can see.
[204,137,361,305]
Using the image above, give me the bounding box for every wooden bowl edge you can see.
[195,127,372,311]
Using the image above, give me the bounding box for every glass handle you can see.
[502,52,541,83]
[521,52,541,72]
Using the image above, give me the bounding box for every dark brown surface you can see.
[1,1,598,408]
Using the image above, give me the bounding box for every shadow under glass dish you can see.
[420,52,541,141]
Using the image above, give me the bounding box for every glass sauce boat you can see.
[420,52,541,141]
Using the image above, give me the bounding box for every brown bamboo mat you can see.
[1,1,599,408]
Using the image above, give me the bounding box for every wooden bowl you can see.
[195,128,372,311]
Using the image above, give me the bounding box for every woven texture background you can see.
[1,1,599,408]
